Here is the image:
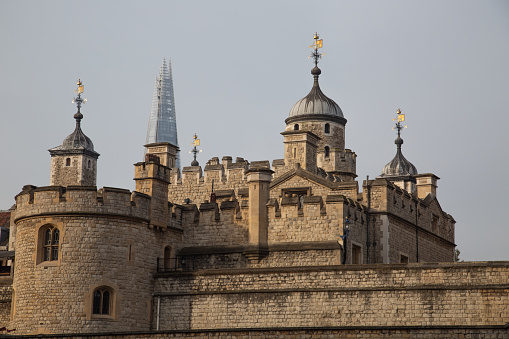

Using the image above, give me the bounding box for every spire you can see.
[146,59,180,169]
[380,109,417,177]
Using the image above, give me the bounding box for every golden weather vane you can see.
[309,32,325,66]
[392,108,408,137]
[71,79,87,115]
[189,133,202,166]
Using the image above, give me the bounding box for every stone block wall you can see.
[7,327,508,339]
[153,262,509,331]
[181,202,248,247]
[0,277,12,328]
[364,179,455,244]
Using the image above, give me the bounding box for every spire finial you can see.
[72,79,87,125]
[189,133,202,166]
[392,108,407,147]
[309,32,325,68]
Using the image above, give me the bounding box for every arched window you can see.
[294,124,299,131]
[43,226,59,261]
[66,158,71,166]
[93,287,112,315]
[325,146,330,158]
[324,123,330,134]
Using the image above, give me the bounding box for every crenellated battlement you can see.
[13,185,182,230]
[363,178,455,243]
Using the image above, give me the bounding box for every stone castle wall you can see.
[153,262,509,331]
[364,179,455,245]
[181,202,248,247]
[11,186,181,335]
[0,278,12,328]
[7,326,507,339]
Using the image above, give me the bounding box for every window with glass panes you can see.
[43,227,59,261]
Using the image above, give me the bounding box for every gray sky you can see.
[1,1,508,261]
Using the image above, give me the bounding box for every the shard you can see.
[146,59,180,169]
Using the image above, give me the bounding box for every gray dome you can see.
[49,115,98,157]
[60,124,95,151]
[289,66,343,118]
[380,137,417,177]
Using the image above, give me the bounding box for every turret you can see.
[284,33,356,180]
[48,80,99,187]
[134,154,171,228]
[244,167,273,262]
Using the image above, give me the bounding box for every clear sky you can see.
[1,1,508,261]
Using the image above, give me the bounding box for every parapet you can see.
[13,185,181,230]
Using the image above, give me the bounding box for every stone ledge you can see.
[153,284,509,297]
[6,323,508,338]
[154,261,509,277]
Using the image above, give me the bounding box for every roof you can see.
[48,117,99,158]
[288,66,344,119]
[379,136,417,177]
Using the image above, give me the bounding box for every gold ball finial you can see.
[396,108,402,115]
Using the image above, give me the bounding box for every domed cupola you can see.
[48,80,99,187]
[52,111,96,154]
[288,66,344,119]
[285,33,346,127]
[378,109,418,194]
[380,135,418,177]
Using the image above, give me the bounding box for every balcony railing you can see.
[156,256,195,272]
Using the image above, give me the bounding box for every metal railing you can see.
[156,256,195,272]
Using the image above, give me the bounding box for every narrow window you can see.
[324,123,330,134]
[432,215,439,233]
[101,290,110,315]
[352,244,362,264]
[293,148,296,158]
[92,287,112,315]
[66,158,71,166]
[294,124,299,131]
[88,159,91,169]
[163,246,174,270]
[324,146,330,158]
[93,290,101,314]
[42,226,59,262]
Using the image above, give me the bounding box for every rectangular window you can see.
[400,254,409,263]
[352,244,362,264]
[432,215,439,233]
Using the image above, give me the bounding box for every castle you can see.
[0,36,507,338]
